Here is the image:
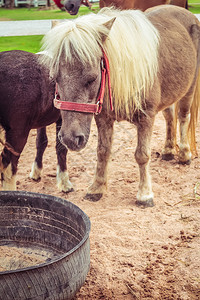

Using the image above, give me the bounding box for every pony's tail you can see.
[188,70,200,157]
[174,70,200,157]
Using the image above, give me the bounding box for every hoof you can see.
[162,153,174,161]
[84,193,103,202]
[63,187,74,194]
[31,177,41,182]
[178,159,191,165]
[136,198,154,208]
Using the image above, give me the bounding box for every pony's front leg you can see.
[30,127,47,181]
[135,116,155,207]
[56,118,73,193]
[0,149,19,190]
[85,113,114,201]
[162,105,176,160]
[0,131,27,190]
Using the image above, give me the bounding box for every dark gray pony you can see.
[0,50,73,192]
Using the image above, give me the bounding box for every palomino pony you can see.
[0,50,73,192]
[64,0,188,15]
[40,6,200,207]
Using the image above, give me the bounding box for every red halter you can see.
[53,51,113,115]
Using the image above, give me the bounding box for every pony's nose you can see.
[58,131,86,151]
[64,0,77,14]
[74,134,85,148]
[65,3,74,11]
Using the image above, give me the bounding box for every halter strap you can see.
[81,0,92,8]
[53,50,113,115]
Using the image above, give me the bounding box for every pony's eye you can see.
[85,77,97,87]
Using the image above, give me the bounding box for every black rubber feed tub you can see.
[0,191,91,300]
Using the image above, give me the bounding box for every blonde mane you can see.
[41,7,160,117]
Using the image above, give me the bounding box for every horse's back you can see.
[146,5,199,28]
[0,50,39,80]
[134,0,167,10]
[0,50,41,107]
[146,5,200,57]
[146,5,200,61]
[145,5,200,110]
[0,50,56,129]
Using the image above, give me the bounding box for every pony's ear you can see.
[51,20,60,28]
[101,17,116,42]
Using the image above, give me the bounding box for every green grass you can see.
[188,0,200,13]
[0,5,99,53]
[0,1,198,21]
[188,5,200,14]
[189,0,200,3]
[189,7,200,13]
[0,5,99,21]
[0,35,43,53]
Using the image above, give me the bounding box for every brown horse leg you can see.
[1,149,19,190]
[99,0,105,8]
[135,116,155,207]
[162,105,176,161]
[178,97,193,164]
[30,122,73,192]
[30,127,48,181]
[56,118,73,192]
[0,130,28,190]
[85,113,114,201]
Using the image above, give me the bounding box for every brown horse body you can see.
[0,50,73,192]
[100,0,187,10]
[41,6,200,207]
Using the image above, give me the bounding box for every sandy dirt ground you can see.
[12,112,200,299]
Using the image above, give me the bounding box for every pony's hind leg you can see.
[178,98,193,164]
[162,105,176,160]
[56,118,73,193]
[85,113,114,201]
[177,73,200,164]
[135,115,155,207]
[30,127,47,181]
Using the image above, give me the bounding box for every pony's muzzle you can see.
[58,130,86,151]
[64,0,79,15]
